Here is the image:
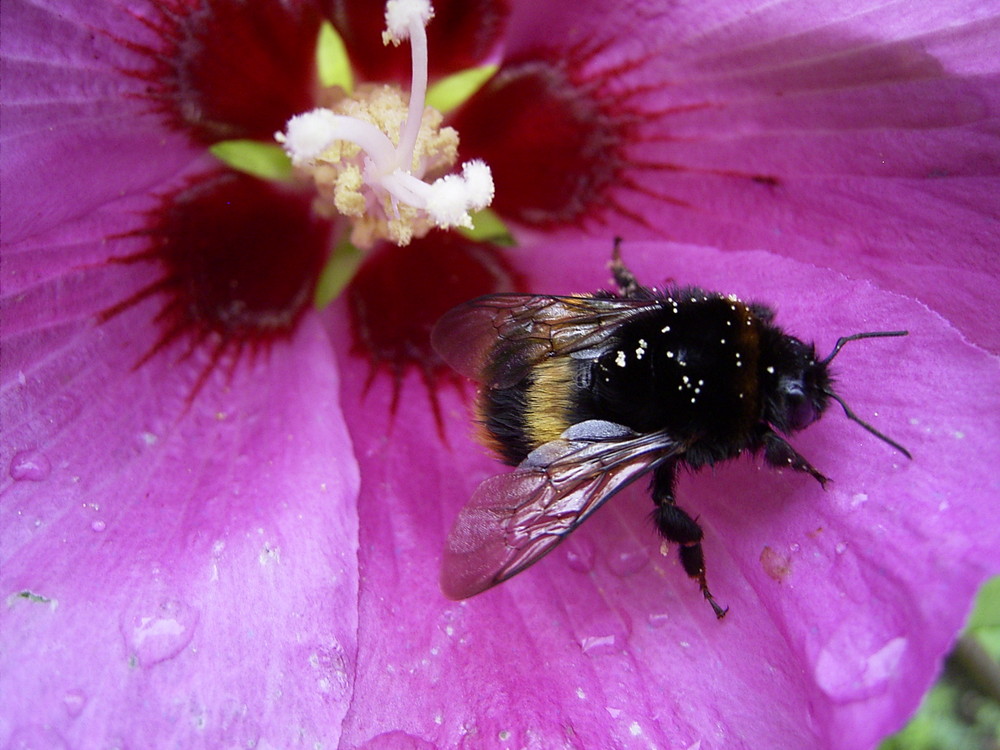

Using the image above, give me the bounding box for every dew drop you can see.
[91,520,106,533]
[563,534,596,573]
[9,450,51,481]
[814,632,908,703]
[63,688,87,718]
[580,634,618,655]
[120,598,200,666]
[647,612,671,629]
[578,611,632,657]
[356,730,439,750]
[607,545,649,577]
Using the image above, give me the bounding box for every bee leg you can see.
[759,427,829,487]
[610,237,644,297]
[650,462,729,619]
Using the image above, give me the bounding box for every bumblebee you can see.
[431,243,910,618]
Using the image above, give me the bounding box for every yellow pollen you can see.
[277,2,493,251]
[296,85,461,248]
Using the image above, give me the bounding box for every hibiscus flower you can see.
[1,1,997,749]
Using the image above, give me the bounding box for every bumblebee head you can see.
[763,329,911,457]
[763,336,831,434]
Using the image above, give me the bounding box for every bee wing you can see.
[441,420,685,599]
[431,294,660,388]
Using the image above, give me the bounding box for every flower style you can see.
[2,1,999,749]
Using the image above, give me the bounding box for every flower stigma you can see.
[276,0,494,248]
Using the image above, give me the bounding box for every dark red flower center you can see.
[123,0,324,144]
[450,58,623,228]
[348,233,521,416]
[103,170,331,377]
[330,0,509,83]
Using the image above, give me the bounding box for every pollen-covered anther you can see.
[276,0,493,248]
[278,109,342,167]
[383,0,434,45]
[424,160,494,229]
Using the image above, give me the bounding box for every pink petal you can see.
[463,0,1000,351]
[1,0,203,243]
[329,239,998,749]
[2,202,360,746]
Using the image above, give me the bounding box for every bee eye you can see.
[788,399,818,430]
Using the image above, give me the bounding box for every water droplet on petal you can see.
[647,612,671,629]
[356,730,439,750]
[563,534,596,573]
[578,609,632,657]
[607,544,649,577]
[580,634,618,655]
[91,520,106,533]
[863,637,909,685]
[120,598,200,666]
[63,688,87,718]
[814,632,908,703]
[9,450,51,481]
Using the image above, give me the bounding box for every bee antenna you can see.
[822,389,912,459]
[820,330,908,365]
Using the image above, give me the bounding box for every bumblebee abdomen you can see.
[477,378,534,465]
[478,357,579,465]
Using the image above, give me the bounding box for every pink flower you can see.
[2,1,997,749]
